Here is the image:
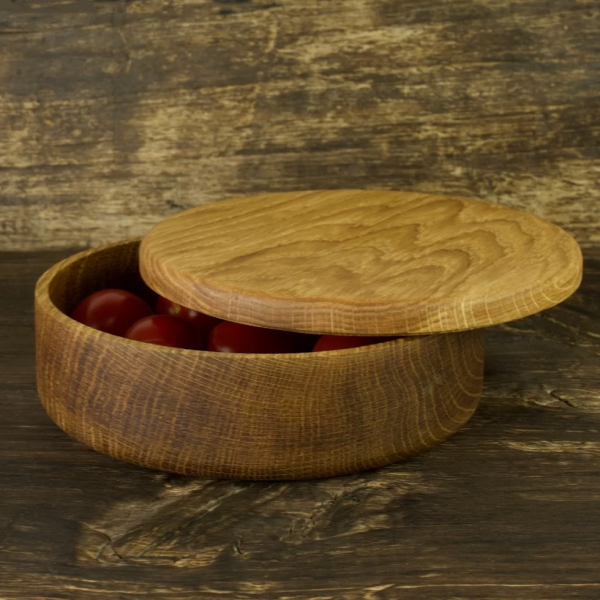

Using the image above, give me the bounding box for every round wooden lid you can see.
[139,190,582,335]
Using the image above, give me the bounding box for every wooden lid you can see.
[139,190,582,335]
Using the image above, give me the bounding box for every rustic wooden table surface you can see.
[1,248,599,599]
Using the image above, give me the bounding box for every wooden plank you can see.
[0,248,599,598]
[0,0,599,250]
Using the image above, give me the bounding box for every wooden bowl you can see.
[35,240,485,480]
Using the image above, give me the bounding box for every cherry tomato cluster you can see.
[71,288,398,353]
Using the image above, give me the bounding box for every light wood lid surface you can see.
[140,190,582,335]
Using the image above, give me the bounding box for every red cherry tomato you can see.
[155,296,221,336]
[125,315,200,349]
[208,321,295,354]
[313,335,396,352]
[71,289,153,336]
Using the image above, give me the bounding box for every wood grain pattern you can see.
[35,239,484,480]
[4,247,600,598]
[1,0,599,251]
[140,190,582,336]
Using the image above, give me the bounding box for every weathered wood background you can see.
[0,0,599,250]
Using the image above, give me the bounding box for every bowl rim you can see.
[36,240,424,359]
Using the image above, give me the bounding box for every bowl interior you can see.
[46,240,407,354]
[47,240,157,317]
